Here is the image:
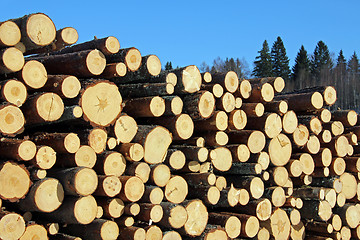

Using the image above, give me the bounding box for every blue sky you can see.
[2,1,359,72]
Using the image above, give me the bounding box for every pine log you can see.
[261,208,291,240]
[63,219,119,240]
[19,223,48,240]
[0,47,24,75]
[162,95,183,116]
[170,145,209,162]
[78,128,107,154]
[200,131,228,146]
[183,90,215,120]
[117,143,144,163]
[47,36,120,56]
[216,92,236,113]
[47,167,98,196]
[106,137,116,150]
[12,13,56,51]
[146,71,177,86]
[246,113,282,139]
[51,233,82,240]
[227,130,265,154]
[148,164,171,187]
[284,207,301,225]
[18,178,64,212]
[248,151,270,170]
[164,175,188,204]
[32,132,80,154]
[195,111,228,131]
[182,173,216,188]
[179,199,208,237]
[0,138,36,161]
[40,74,81,99]
[9,60,47,89]
[79,80,122,127]
[282,110,298,134]
[319,129,332,143]
[117,226,145,240]
[132,125,172,164]
[249,77,285,93]
[201,83,224,98]
[235,198,272,221]
[144,225,162,240]
[292,124,309,147]
[211,147,233,172]
[275,91,324,112]
[138,185,163,204]
[22,92,64,125]
[329,157,346,176]
[29,49,106,77]
[136,203,163,223]
[163,149,186,170]
[93,175,121,197]
[124,203,140,217]
[0,20,21,47]
[324,135,349,158]
[115,55,162,82]
[263,186,286,207]
[215,176,227,191]
[112,114,138,144]
[56,145,97,168]
[246,82,275,103]
[217,162,262,175]
[144,113,194,140]
[99,62,127,79]
[187,185,220,205]
[300,200,332,221]
[0,161,31,201]
[228,175,264,199]
[118,176,144,202]
[241,102,264,117]
[93,151,126,177]
[0,103,24,136]
[29,167,47,180]
[228,144,250,163]
[268,166,289,187]
[286,159,303,177]
[263,100,288,115]
[97,197,124,219]
[323,120,344,136]
[267,133,292,167]
[228,109,247,130]
[340,172,357,199]
[106,47,141,72]
[0,212,26,240]
[210,71,239,93]
[0,79,27,107]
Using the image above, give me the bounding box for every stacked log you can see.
[0,12,360,240]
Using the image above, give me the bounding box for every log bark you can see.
[97,197,124,219]
[162,95,183,116]
[94,151,126,177]
[263,100,288,115]
[0,138,36,161]
[117,143,144,162]
[78,128,107,154]
[195,111,228,131]
[228,144,250,163]
[63,219,119,240]
[246,82,274,103]
[300,200,332,221]
[241,102,264,117]
[56,145,97,168]
[117,226,145,240]
[136,203,163,223]
[187,185,220,205]
[183,90,215,120]
[274,91,324,112]
[227,130,265,154]
[118,82,173,98]
[47,167,98,196]
[99,62,127,79]
[208,213,241,239]
[170,145,209,162]
[40,74,81,99]
[32,132,80,154]
[138,185,163,204]
[211,71,239,93]
[201,83,224,98]
[246,113,282,139]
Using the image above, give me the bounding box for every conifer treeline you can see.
[179,37,360,112]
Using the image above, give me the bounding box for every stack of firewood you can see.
[0,12,359,240]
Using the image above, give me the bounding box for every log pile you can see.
[0,12,359,240]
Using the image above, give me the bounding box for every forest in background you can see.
[165,37,360,112]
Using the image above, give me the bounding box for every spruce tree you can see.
[271,36,291,81]
[253,40,272,77]
[292,45,311,88]
[348,51,360,77]
[310,41,333,79]
[164,61,173,70]
[334,50,347,81]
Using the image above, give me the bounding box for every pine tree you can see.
[348,51,360,77]
[253,40,272,77]
[271,36,291,81]
[164,61,173,70]
[292,45,311,89]
[334,50,347,83]
[310,41,333,81]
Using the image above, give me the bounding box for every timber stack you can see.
[0,12,359,240]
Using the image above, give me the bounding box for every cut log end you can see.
[2,79,27,107]
[1,47,24,73]
[0,162,30,201]
[0,213,26,240]
[25,13,56,46]
[19,60,47,89]
[0,21,21,47]
[181,65,202,93]
[165,176,188,204]
[125,48,142,71]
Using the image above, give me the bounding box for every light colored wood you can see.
[228,144,250,163]
[79,128,109,155]
[0,138,36,161]
[0,161,31,201]
[241,102,264,117]
[269,166,289,187]
[51,233,82,240]
[212,71,239,93]
[301,200,332,222]
[211,147,233,172]
[117,143,144,162]
[292,124,309,147]
[165,175,188,204]
[56,145,97,168]
[33,132,80,154]
[124,203,140,216]
[139,185,163,204]
[263,186,286,207]
[93,175,121,197]
[149,164,171,187]
[195,111,228,131]
[247,82,274,102]
[113,114,138,144]
[159,202,188,229]
[228,109,247,130]
[118,226,146,240]
[202,72,212,83]
[238,79,252,99]
[180,199,208,237]
[94,151,126,177]
[263,100,288,115]
[80,80,122,127]
[97,198,125,219]
[227,130,266,154]
[19,224,48,240]
[0,212,26,240]
[123,96,165,117]
[171,65,202,94]
[0,79,27,107]
[0,103,24,136]
[100,62,127,78]
[0,21,21,47]
[125,162,150,183]
[332,110,357,127]
[268,133,292,167]
[183,90,215,120]
[16,60,47,89]
[246,113,282,138]
[215,176,227,191]
[162,95,183,116]
[216,92,236,113]
[164,149,186,170]
[133,125,172,164]
[115,215,133,226]
[119,176,145,202]
[275,91,324,112]
[162,231,182,240]
[106,47,141,72]
[261,208,290,240]
[282,110,298,134]
[340,172,357,199]
[48,167,98,196]
[208,213,241,239]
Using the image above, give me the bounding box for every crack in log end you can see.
[46,93,55,121]
[95,96,108,113]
